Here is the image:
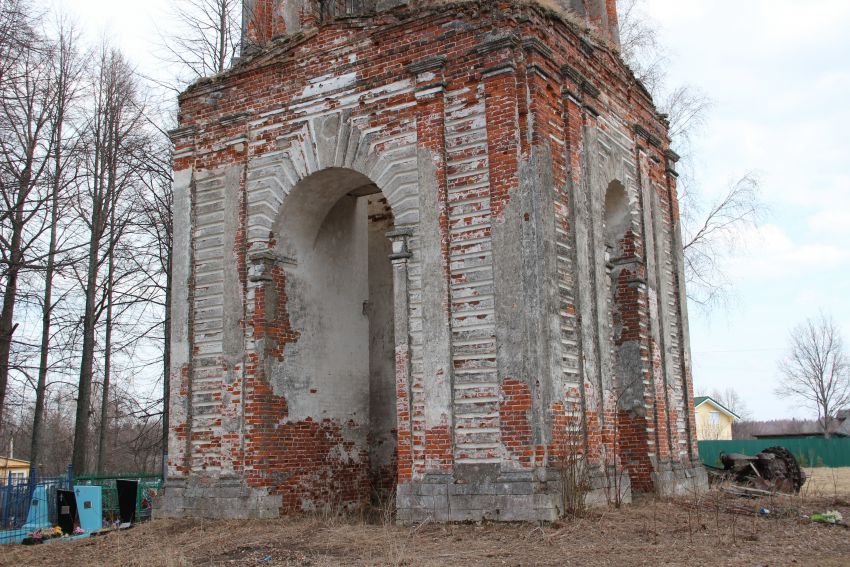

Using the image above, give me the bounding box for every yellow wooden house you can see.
[0,456,30,482]
[694,396,740,440]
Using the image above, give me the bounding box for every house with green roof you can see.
[694,396,741,440]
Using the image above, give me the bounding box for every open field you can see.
[804,467,850,497]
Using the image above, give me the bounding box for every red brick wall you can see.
[172,1,699,513]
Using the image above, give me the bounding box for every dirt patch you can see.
[2,490,849,567]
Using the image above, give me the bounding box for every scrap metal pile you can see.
[713,446,807,494]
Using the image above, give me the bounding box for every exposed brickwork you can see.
[500,379,534,466]
[255,267,300,360]
[394,347,414,482]
[163,0,706,521]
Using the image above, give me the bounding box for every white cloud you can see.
[745,0,850,52]
[725,224,849,284]
[807,209,850,239]
[794,289,824,309]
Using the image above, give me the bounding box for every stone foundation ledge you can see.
[396,468,633,523]
[581,466,633,508]
[651,460,709,498]
[155,477,282,520]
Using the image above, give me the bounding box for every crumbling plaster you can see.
[158,0,707,522]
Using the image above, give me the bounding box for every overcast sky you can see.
[54,0,850,420]
[643,0,850,420]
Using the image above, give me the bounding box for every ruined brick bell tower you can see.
[159,0,708,522]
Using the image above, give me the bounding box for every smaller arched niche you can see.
[603,180,631,261]
[601,179,646,414]
[601,179,639,400]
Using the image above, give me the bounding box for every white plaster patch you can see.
[299,72,358,99]
[327,443,364,464]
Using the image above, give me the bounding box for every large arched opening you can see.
[269,167,399,508]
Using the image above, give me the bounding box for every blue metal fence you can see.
[0,466,72,543]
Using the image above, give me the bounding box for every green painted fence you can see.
[73,473,162,522]
[698,438,850,468]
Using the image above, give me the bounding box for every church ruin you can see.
[159,0,708,522]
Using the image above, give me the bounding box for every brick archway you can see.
[244,111,420,251]
[241,113,422,511]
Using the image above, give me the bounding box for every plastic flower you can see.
[811,510,844,524]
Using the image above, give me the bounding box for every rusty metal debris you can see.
[711,446,807,494]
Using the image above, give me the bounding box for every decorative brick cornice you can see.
[583,103,600,117]
[560,63,583,85]
[168,125,197,143]
[481,61,516,78]
[526,63,551,81]
[414,82,447,98]
[476,32,519,55]
[562,88,581,105]
[633,124,662,148]
[664,149,681,177]
[406,55,447,75]
[560,63,600,99]
[521,36,554,61]
[581,80,601,98]
[219,111,252,126]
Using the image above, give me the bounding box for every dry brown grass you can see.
[2,485,849,567]
[803,467,850,498]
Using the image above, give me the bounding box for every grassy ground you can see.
[804,467,850,497]
[3,471,849,567]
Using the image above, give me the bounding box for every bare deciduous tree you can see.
[0,0,36,90]
[709,387,751,420]
[681,174,763,308]
[776,314,850,439]
[0,1,169,475]
[134,139,173,472]
[30,18,84,470]
[160,0,241,87]
[617,0,764,310]
[71,45,149,474]
[616,0,664,93]
[96,193,118,474]
[0,3,61,438]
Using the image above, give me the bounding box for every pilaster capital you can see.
[248,249,296,282]
[386,228,414,262]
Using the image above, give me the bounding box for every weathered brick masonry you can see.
[158,0,708,522]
